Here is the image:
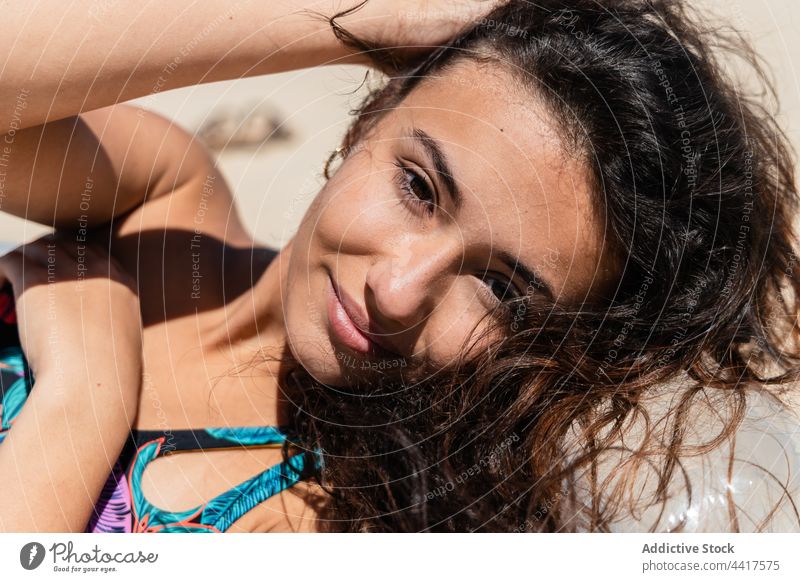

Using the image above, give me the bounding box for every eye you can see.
[394,161,436,217]
[480,272,522,304]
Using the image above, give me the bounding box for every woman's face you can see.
[282,60,613,386]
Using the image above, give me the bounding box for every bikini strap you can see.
[199,448,323,532]
[132,425,298,456]
[128,425,323,532]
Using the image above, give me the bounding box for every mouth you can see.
[326,273,403,360]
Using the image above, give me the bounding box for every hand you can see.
[0,233,142,384]
[318,0,505,69]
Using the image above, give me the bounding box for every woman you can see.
[1,0,799,533]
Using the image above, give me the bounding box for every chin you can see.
[293,346,344,386]
[282,298,340,386]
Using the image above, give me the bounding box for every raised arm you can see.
[0,0,498,131]
[0,1,356,132]
[0,1,498,228]
[1,0,357,228]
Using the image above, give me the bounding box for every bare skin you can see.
[116,60,611,533]
[281,59,616,389]
[0,1,611,532]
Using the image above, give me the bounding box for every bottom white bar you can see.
[1,533,798,581]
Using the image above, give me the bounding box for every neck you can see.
[216,238,300,424]
[238,241,290,344]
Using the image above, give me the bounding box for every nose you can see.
[365,234,460,331]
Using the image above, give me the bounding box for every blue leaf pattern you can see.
[204,426,288,446]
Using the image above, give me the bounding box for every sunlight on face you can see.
[281,59,614,386]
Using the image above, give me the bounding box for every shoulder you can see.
[110,106,251,246]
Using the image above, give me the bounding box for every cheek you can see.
[282,250,316,339]
[423,291,502,367]
[311,160,399,250]
[423,316,487,369]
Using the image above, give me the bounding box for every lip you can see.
[327,273,402,359]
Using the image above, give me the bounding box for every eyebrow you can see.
[411,127,556,302]
[411,128,463,212]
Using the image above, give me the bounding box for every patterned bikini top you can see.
[0,287,323,533]
[89,424,322,533]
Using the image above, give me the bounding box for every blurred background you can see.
[1,0,799,248]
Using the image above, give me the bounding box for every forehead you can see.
[382,60,609,300]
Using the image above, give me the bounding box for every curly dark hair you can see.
[273,0,800,532]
